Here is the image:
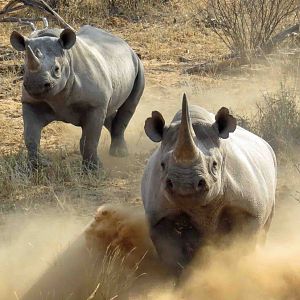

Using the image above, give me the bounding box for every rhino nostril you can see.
[197,178,207,190]
[166,178,173,190]
[44,82,51,89]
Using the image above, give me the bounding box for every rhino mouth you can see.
[155,212,202,265]
[23,82,56,99]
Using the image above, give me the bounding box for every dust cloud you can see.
[2,194,300,299]
[147,244,300,300]
[0,205,164,299]
[0,212,89,299]
[61,71,289,158]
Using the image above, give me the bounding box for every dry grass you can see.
[0,147,147,216]
[86,246,144,300]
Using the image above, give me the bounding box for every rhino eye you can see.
[161,162,165,170]
[213,161,217,168]
[53,65,61,78]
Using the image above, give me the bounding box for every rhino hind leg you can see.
[105,112,129,157]
[109,135,129,157]
[109,60,145,157]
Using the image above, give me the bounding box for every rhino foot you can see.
[82,159,103,173]
[109,139,129,157]
[28,156,51,171]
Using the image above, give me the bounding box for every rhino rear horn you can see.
[173,94,199,164]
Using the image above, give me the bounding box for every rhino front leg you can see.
[80,107,105,170]
[23,102,55,168]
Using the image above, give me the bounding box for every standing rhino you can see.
[142,94,276,274]
[10,25,144,169]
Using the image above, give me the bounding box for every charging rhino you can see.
[10,25,144,169]
[142,94,277,274]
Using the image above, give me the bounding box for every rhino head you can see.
[10,28,76,99]
[145,94,237,207]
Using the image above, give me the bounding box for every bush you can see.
[237,83,300,153]
[207,0,299,63]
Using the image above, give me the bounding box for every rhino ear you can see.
[59,28,76,50]
[10,31,27,51]
[144,111,165,142]
[213,107,237,139]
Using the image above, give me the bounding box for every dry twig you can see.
[0,0,75,31]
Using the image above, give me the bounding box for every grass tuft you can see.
[0,150,108,211]
[86,246,145,300]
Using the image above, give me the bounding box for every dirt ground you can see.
[1,1,300,299]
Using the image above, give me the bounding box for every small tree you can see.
[207,0,299,63]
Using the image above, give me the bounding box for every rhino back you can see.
[72,26,139,112]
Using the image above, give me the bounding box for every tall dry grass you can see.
[0,149,109,214]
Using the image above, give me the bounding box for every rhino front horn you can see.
[173,93,199,164]
[26,45,41,72]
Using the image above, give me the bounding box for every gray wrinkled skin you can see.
[142,98,277,275]
[10,25,144,169]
